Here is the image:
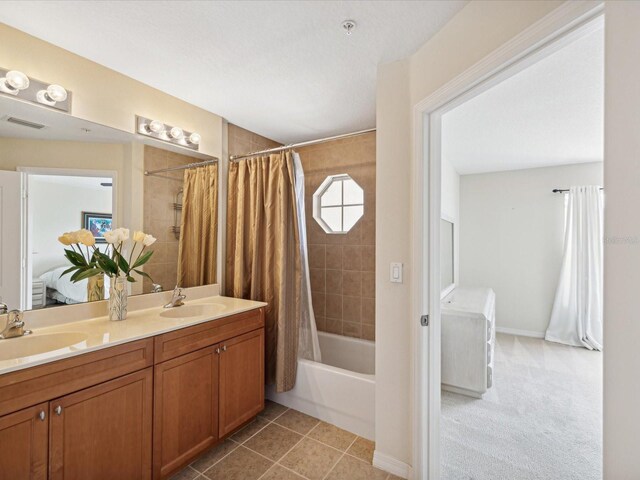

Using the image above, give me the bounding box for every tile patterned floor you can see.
[170,400,402,480]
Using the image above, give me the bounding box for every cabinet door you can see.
[153,345,219,479]
[49,368,153,480]
[219,329,265,437]
[0,403,48,480]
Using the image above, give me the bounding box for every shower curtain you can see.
[546,186,603,351]
[226,151,320,393]
[177,164,218,287]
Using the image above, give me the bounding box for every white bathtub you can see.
[267,331,375,440]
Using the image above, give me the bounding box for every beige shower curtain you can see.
[177,164,218,287]
[226,152,301,392]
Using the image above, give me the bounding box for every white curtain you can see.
[546,186,603,351]
[292,152,322,362]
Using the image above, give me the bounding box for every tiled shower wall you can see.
[228,123,281,158]
[298,133,376,341]
[142,145,194,293]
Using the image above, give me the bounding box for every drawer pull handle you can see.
[215,347,221,354]
[221,345,227,352]
[38,411,46,421]
[54,405,63,416]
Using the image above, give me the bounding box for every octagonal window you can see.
[313,174,364,234]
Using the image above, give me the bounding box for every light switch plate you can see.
[390,262,403,283]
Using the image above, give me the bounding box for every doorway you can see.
[412,5,605,479]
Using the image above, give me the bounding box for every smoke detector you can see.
[342,20,356,35]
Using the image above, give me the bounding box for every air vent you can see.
[6,117,46,130]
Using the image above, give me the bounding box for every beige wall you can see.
[142,145,195,293]
[375,0,564,468]
[298,133,376,341]
[0,138,130,227]
[604,2,640,477]
[0,24,223,159]
[227,123,281,157]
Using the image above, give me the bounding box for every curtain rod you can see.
[552,187,604,193]
[144,158,217,176]
[229,127,376,161]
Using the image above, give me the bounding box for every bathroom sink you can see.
[0,332,89,361]
[159,303,226,319]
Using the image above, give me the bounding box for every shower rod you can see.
[230,127,376,161]
[144,158,217,176]
[552,187,604,193]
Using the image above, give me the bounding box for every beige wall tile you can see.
[343,245,362,271]
[326,294,343,320]
[342,271,362,297]
[362,297,375,325]
[326,269,343,295]
[326,246,343,270]
[343,296,362,323]
[361,272,375,298]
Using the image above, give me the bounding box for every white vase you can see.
[108,276,128,321]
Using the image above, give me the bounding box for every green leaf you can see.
[59,266,79,278]
[70,267,89,282]
[131,250,154,269]
[64,249,87,267]
[115,251,130,275]
[134,269,153,281]
[73,269,103,282]
[94,251,118,276]
[126,275,136,283]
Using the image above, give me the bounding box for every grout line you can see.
[321,435,360,480]
[252,435,308,480]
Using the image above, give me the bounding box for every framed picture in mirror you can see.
[82,212,112,243]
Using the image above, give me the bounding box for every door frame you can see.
[410,2,605,478]
[16,166,117,309]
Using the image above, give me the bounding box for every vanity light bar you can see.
[0,67,71,113]
[136,115,201,151]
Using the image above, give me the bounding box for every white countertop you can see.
[0,295,266,376]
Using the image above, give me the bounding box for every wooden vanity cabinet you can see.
[48,368,153,480]
[0,403,48,480]
[153,346,220,479]
[0,307,265,480]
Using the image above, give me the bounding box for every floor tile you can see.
[190,439,238,472]
[260,464,306,480]
[279,437,343,480]
[203,446,272,480]
[169,466,200,480]
[244,423,302,461]
[347,436,375,463]
[326,455,388,480]
[258,400,288,421]
[275,409,320,434]
[231,416,270,443]
[307,422,357,451]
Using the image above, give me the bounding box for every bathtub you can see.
[267,331,375,440]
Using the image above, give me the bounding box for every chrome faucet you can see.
[0,310,32,339]
[164,286,186,308]
[0,303,7,315]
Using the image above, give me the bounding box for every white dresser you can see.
[31,278,46,309]
[441,287,495,398]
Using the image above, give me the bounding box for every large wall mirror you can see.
[0,96,218,311]
[440,217,455,297]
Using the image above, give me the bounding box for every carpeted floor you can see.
[441,333,602,480]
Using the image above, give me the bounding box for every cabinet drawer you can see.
[32,285,44,295]
[154,308,264,363]
[0,338,153,417]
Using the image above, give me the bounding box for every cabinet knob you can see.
[215,347,221,354]
[38,410,46,421]
[221,345,227,352]
[54,405,63,416]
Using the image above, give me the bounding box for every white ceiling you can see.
[442,25,604,175]
[30,174,112,190]
[0,0,466,144]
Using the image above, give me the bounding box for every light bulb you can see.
[36,85,68,106]
[46,84,67,102]
[5,70,29,90]
[169,126,184,139]
[148,120,165,134]
[188,132,201,145]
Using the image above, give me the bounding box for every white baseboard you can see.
[495,326,545,338]
[373,450,411,479]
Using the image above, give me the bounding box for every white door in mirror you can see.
[390,262,403,283]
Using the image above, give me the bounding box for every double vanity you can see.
[0,286,266,479]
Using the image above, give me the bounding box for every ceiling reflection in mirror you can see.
[0,95,217,312]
